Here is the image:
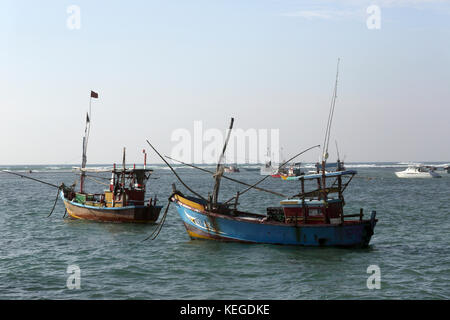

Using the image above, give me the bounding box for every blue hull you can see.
[174,200,376,247]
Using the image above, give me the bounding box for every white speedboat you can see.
[395,165,441,178]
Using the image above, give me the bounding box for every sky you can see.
[1,0,449,165]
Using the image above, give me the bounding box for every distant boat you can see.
[260,149,277,175]
[224,165,240,173]
[260,147,286,175]
[275,162,304,179]
[395,165,441,178]
[260,161,277,175]
[307,160,346,175]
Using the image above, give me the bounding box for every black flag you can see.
[90,91,98,99]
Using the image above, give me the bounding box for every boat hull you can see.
[173,197,377,248]
[395,172,441,178]
[61,191,162,223]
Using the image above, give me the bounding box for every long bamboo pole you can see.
[146,140,208,202]
[1,170,60,189]
[165,156,287,198]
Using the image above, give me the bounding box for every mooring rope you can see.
[47,186,62,217]
[142,201,171,242]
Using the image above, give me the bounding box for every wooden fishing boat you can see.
[60,91,162,223]
[275,162,303,179]
[147,119,377,247]
[61,164,162,223]
[147,60,377,247]
[170,169,376,247]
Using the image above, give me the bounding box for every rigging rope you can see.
[85,175,109,186]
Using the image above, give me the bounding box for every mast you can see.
[80,90,98,193]
[322,58,340,164]
[212,117,234,206]
[335,140,343,171]
[122,147,126,187]
[143,149,147,170]
[335,140,341,161]
[321,59,340,203]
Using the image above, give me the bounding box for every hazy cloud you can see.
[281,0,449,20]
[281,9,360,20]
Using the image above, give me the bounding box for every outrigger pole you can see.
[0,170,60,189]
[0,170,66,218]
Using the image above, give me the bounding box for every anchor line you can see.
[47,186,62,218]
[142,196,173,242]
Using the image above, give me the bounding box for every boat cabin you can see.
[105,167,154,207]
[68,166,155,208]
[278,198,343,224]
[266,170,360,225]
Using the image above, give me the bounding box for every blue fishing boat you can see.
[148,61,377,246]
[170,170,377,247]
[146,118,377,247]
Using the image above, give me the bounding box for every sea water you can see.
[0,163,449,299]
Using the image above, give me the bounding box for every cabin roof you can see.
[280,198,342,206]
[112,168,154,174]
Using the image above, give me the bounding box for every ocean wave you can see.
[1,162,448,172]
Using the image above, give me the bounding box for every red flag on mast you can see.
[90,91,98,99]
